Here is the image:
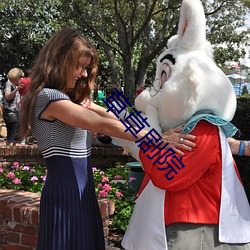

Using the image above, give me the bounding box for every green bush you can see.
[0,162,46,193]
[0,162,136,234]
[242,85,249,95]
[93,166,137,233]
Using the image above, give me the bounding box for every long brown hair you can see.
[19,28,99,138]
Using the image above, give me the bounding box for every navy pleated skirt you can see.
[37,156,105,250]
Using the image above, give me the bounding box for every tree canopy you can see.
[0,0,249,103]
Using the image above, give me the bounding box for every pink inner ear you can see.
[181,20,188,36]
[161,72,167,87]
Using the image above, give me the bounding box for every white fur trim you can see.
[219,128,250,243]
[121,180,167,250]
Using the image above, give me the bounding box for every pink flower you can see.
[0,168,4,173]
[100,171,105,175]
[129,177,137,182]
[92,167,98,173]
[114,175,122,180]
[30,169,36,173]
[115,191,123,198]
[12,178,22,184]
[30,176,38,181]
[96,183,102,189]
[102,184,112,191]
[98,190,108,198]
[6,172,15,179]
[102,176,109,183]
[40,176,46,181]
[12,162,19,169]
[22,166,30,171]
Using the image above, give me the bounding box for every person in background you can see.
[19,28,196,250]
[0,78,6,104]
[2,68,24,146]
[0,79,6,124]
[228,137,250,156]
[19,69,31,96]
[17,69,32,145]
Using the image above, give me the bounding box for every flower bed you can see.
[93,166,137,234]
[0,162,46,193]
[0,162,137,247]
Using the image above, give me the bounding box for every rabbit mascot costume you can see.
[112,0,250,249]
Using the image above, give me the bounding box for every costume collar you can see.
[181,110,238,138]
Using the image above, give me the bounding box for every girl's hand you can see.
[160,126,197,156]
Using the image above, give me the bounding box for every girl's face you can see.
[69,58,91,89]
[13,73,24,86]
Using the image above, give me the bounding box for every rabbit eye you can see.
[149,62,172,97]
[160,63,171,88]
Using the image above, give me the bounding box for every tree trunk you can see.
[135,60,148,87]
[102,43,121,86]
[123,57,136,105]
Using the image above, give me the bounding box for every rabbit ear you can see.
[177,0,206,50]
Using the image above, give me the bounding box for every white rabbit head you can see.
[135,0,236,131]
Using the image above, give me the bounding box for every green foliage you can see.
[232,96,250,140]
[203,0,248,65]
[0,0,248,102]
[242,85,249,95]
[0,162,137,234]
[93,100,107,108]
[241,0,250,8]
[93,166,137,233]
[0,0,74,76]
[66,0,249,101]
[0,162,46,193]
